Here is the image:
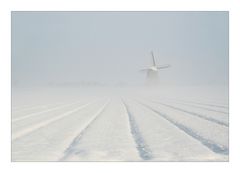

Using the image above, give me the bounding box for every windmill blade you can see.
[157,64,171,69]
[151,51,156,66]
[139,68,149,72]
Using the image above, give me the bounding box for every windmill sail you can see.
[140,51,170,85]
[151,51,156,66]
[157,64,170,69]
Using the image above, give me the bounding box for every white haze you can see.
[11,12,229,161]
[12,12,228,88]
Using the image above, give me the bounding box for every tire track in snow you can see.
[137,101,229,155]
[59,100,110,161]
[122,100,153,161]
[150,100,228,127]
[12,100,98,141]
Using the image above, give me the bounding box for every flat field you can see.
[11,86,228,161]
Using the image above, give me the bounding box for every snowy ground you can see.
[11,86,229,161]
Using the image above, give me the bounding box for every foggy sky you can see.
[12,11,228,86]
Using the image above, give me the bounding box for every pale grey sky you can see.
[12,11,228,86]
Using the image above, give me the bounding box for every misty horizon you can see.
[12,12,228,87]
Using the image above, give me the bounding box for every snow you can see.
[12,86,229,161]
[60,99,139,161]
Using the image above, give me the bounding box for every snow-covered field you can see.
[11,86,229,161]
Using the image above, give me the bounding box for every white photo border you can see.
[1,0,239,173]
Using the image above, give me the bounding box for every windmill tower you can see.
[140,51,170,85]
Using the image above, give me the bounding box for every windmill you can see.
[140,51,170,85]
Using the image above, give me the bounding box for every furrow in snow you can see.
[156,97,229,114]
[150,101,228,127]
[122,100,153,161]
[12,100,97,141]
[12,100,95,122]
[60,100,110,161]
[12,104,40,111]
[152,99,229,124]
[174,102,228,114]
[12,105,50,113]
[12,99,109,161]
[137,101,229,155]
[177,100,228,109]
[59,99,139,161]
[12,100,77,116]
